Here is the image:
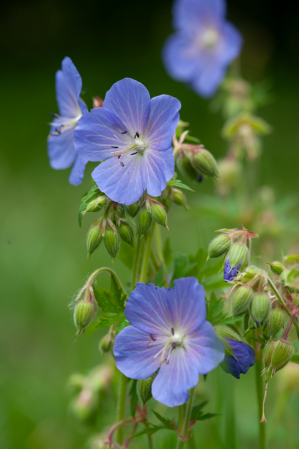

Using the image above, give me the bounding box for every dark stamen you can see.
[171,327,174,335]
[131,152,138,156]
[111,146,118,149]
[198,174,204,183]
[121,131,127,134]
[118,155,121,159]
[50,112,59,118]
[136,132,140,138]
[120,162,124,167]
[166,359,169,365]
[171,342,176,349]
[150,334,156,341]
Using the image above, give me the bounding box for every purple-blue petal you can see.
[173,0,226,32]
[224,257,242,283]
[221,339,255,379]
[162,34,200,82]
[185,321,225,374]
[69,155,88,186]
[114,326,167,379]
[56,57,83,118]
[191,61,226,98]
[167,278,207,333]
[48,126,76,170]
[103,78,151,137]
[152,347,199,407]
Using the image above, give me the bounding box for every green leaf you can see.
[197,413,219,421]
[118,241,134,269]
[291,353,299,364]
[130,426,165,438]
[129,379,139,418]
[95,312,124,328]
[153,265,165,288]
[188,248,207,278]
[152,411,174,430]
[202,273,227,291]
[191,401,219,422]
[78,184,101,227]
[163,238,173,266]
[115,317,130,335]
[167,179,194,192]
[207,292,225,326]
[171,254,197,283]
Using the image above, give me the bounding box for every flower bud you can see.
[215,325,243,356]
[86,222,102,258]
[171,188,188,208]
[104,227,120,260]
[162,197,172,211]
[192,149,219,179]
[118,220,134,246]
[176,154,199,181]
[83,196,107,215]
[138,208,152,236]
[208,234,231,259]
[99,334,112,353]
[93,441,110,449]
[150,204,168,230]
[239,265,267,283]
[227,243,248,270]
[137,373,156,406]
[267,309,285,337]
[231,286,253,316]
[268,261,285,276]
[74,300,96,335]
[283,253,299,264]
[263,339,294,382]
[280,269,290,284]
[127,201,140,218]
[250,293,271,326]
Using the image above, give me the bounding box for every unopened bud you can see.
[192,149,219,179]
[83,196,107,215]
[150,204,168,230]
[228,243,248,270]
[138,208,152,236]
[137,373,156,406]
[104,227,120,260]
[240,265,267,283]
[93,441,110,449]
[215,325,243,356]
[208,234,231,259]
[267,309,286,337]
[280,269,290,284]
[251,293,271,326]
[268,261,285,276]
[176,155,199,181]
[99,334,112,353]
[87,222,102,258]
[283,253,299,264]
[171,188,188,208]
[231,286,253,316]
[118,220,134,246]
[127,201,140,218]
[263,339,294,381]
[74,300,96,335]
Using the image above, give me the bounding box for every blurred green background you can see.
[1,0,299,448]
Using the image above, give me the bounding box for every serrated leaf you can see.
[95,312,124,328]
[167,179,194,192]
[115,317,130,335]
[153,265,165,288]
[130,426,165,438]
[188,248,207,278]
[198,413,219,421]
[171,254,197,283]
[152,411,174,430]
[207,292,226,326]
[191,401,208,418]
[202,274,227,291]
[163,238,173,266]
[129,379,139,418]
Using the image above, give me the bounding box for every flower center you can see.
[170,332,184,347]
[199,27,219,50]
[134,138,147,154]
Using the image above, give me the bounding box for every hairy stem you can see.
[116,372,128,444]
[140,224,155,283]
[176,388,195,449]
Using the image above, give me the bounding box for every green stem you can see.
[131,231,141,289]
[140,224,155,283]
[176,388,195,449]
[267,277,299,333]
[116,372,128,445]
[255,357,266,449]
[178,405,185,431]
[85,267,127,296]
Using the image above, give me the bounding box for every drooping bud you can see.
[268,261,285,276]
[99,334,112,353]
[171,188,188,209]
[150,203,168,230]
[208,234,231,259]
[263,339,294,382]
[74,300,95,335]
[231,286,253,316]
[227,243,248,270]
[86,221,102,258]
[138,208,152,236]
[215,324,243,356]
[127,201,140,218]
[83,196,107,215]
[251,293,271,326]
[104,227,120,260]
[118,220,134,246]
[137,373,156,406]
[176,154,199,181]
[192,149,219,179]
[267,309,286,337]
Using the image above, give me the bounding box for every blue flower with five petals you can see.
[74,78,181,205]
[113,277,225,407]
[163,0,243,98]
[47,57,88,185]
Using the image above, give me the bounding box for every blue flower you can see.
[162,0,243,98]
[47,57,88,185]
[74,78,181,205]
[224,257,241,282]
[113,277,225,407]
[221,338,255,379]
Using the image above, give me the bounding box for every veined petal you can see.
[74,107,130,162]
[125,283,174,336]
[145,95,181,151]
[184,321,225,375]
[113,326,167,379]
[162,34,200,82]
[140,147,175,198]
[48,126,76,170]
[166,278,207,334]
[103,78,151,136]
[69,155,88,186]
[173,0,226,31]
[56,57,82,118]
[152,347,199,407]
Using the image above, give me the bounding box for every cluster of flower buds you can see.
[73,286,98,336]
[68,364,114,424]
[269,253,299,293]
[128,195,169,237]
[160,183,189,212]
[173,127,219,183]
[207,226,258,283]
[222,112,271,160]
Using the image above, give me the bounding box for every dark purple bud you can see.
[221,339,255,379]
[224,257,242,282]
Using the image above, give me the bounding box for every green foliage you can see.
[163,238,173,266]
[153,265,165,288]
[94,276,126,329]
[117,242,134,270]
[171,254,197,283]
[130,410,176,439]
[78,184,101,227]
[129,379,139,418]
[207,292,241,326]
[191,401,219,422]
[167,179,194,192]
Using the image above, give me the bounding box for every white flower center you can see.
[170,332,184,346]
[134,138,147,154]
[199,28,219,50]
